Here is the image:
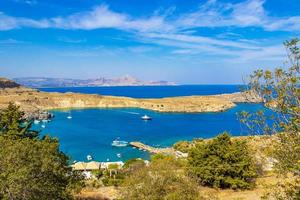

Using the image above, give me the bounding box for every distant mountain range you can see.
[13,75,176,88]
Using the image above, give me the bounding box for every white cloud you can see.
[0,1,294,62]
[1,1,300,32]
[176,0,300,31]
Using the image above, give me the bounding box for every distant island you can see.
[13,75,176,88]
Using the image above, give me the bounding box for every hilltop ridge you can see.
[0,77,21,88]
[0,78,261,113]
[13,75,176,88]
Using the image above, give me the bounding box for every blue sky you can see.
[0,0,299,84]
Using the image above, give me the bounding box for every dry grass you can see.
[76,174,286,200]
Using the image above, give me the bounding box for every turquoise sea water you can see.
[37,86,264,162]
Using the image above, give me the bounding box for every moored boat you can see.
[87,155,93,161]
[141,115,152,120]
[111,139,128,147]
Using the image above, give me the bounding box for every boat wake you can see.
[121,111,140,115]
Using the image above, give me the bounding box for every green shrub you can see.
[188,132,257,189]
[173,140,191,153]
[121,156,204,200]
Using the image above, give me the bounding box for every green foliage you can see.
[173,140,192,153]
[91,169,104,179]
[0,102,38,139]
[123,158,145,174]
[0,136,83,200]
[188,132,257,189]
[0,103,83,199]
[240,38,300,199]
[102,172,125,187]
[121,156,204,200]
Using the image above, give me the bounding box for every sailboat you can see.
[67,111,72,119]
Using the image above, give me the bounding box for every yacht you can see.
[87,155,93,161]
[111,139,128,147]
[141,115,152,120]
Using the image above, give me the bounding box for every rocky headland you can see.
[0,78,261,116]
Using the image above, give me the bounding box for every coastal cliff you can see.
[0,78,261,113]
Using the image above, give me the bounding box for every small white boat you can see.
[117,153,122,158]
[87,155,93,161]
[141,115,152,120]
[41,124,46,128]
[34,120,40,124]
[67,115,72,119]
[111,140,128,147]
[42,119,49,123]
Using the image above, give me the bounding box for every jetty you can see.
[130,142,174,154]
[129,142,188,158]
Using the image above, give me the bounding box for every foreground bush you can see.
[121,155,204,200]
[188,132,257,189]
[0,103,83,199]
[0,136,83,200]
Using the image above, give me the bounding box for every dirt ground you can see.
[77,175,283,200]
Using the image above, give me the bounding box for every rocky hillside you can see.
[0,78,21,88]
[0,78,261,113]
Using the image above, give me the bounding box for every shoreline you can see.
[0,78,261,115]
[0,88,260,114]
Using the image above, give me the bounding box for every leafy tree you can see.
[0,103,83,199]
[121,155,204,200]
[188,132,257,189]
[0,136,83,200]
[0,102,38,139]
[239,38,300,199]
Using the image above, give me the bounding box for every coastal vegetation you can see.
[238,38,300,199]
[0,39,298,199]
[0,103,83,200]
[121,155,204,200]
[188,132,257,189]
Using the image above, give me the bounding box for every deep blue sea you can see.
[40,85,242,98]
[37,85,263,162]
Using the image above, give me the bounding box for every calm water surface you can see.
[37,85,264,162]
[40,85,242,98]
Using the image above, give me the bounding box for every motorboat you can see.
[34,120,40,124]
[117,153,122,158]
[141,115,152,120]
[87,155,93,161]
[67,115,72,119]
[111,139,128,147]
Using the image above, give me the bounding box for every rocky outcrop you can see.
[216,90,262,103]
[0,78,21,88]
[22,110,54,121]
